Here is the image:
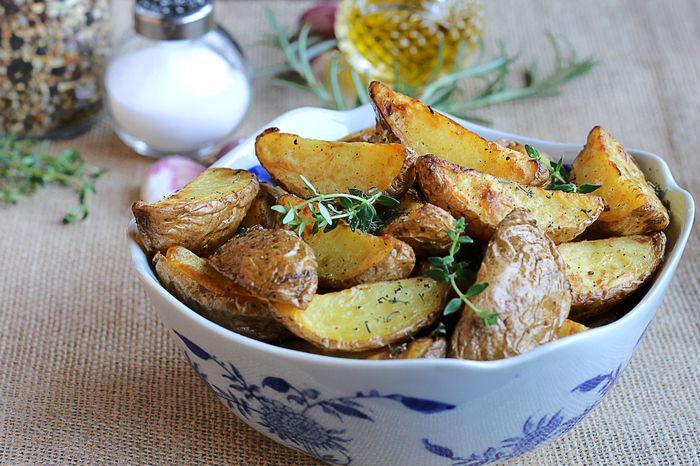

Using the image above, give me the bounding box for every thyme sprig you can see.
[258,8,596,124]
[0,137,106,224]
[271,175,400,236]
[525,144,600,194]
[426,218,498,330]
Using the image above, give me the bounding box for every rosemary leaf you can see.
[256,9,597,124]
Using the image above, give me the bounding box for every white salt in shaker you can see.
[104,0,251,159]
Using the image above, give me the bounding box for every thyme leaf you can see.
[525,144,600,194]
[271,176,399,236]
[426,218,497,330]
[0,137,106,224]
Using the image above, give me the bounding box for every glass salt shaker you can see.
[104,0,251,159]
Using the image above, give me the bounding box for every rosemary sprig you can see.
[258,9,596,124]
[525,144,600,193]
[441,33,596,115]
[0,137,106,224]
[425,218,497,330]
[271,175,400,236]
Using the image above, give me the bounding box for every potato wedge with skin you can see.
[243,182,291,229]
[366,336,447,360]
[154,247,292,342]
[132,168,259,256]
[558,319,589,339]
[496,138,554,186]
[381,196,457,256]
[558,232,666,321]
[281,336,446,360]
[255,127,415,198]
[569,126,670,236]
[241,193,276,229]
[259,181,290,202]
[209,226,318,309]
[273,277,449,352]
[281,339,384,359]
[273,194,415,290]
[311,224,416,290]
[450,209,571,361]
[416,154,605,244]
[338,124,387,144]
[369,81,549,186]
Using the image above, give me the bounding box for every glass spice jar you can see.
[0,0,111,138]
[103,0,251,160]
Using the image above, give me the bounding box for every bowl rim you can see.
[129,103,695,371]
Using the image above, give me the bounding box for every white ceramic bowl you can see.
[129,105,694,465]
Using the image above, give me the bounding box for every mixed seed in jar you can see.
[0,0,110,138]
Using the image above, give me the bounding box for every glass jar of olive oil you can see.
[335,0,485,88]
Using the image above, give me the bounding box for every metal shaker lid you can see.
[134,0,214,40]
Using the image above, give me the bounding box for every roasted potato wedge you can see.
[154,246,291,342]
[241,193,276,229]
[132,168,259,256]
[369,81,549,186]
[259,181,289,202]
[281,336,446,360]
[559,232,666,321]
[495,138,554,184]
[366,336,447,360]
[558,319,589,339]
[274,193,416,289]
[255,128,415,198]
[338,124,386,143]
[416,154,605,244]
[381,196,457,256]
[272,277,449,351]
[569,126,670,236]
[209,226,318,309]
[449,209,571,361]
[311,224,415,290]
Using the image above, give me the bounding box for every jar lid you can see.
[134,0,214,40]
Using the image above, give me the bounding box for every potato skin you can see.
[154,247,292,342]
[366,336,447,360]
[369,81,549,186]
[282,336,447,360]
[495,138,554,188]
[559,232,666,321]
[208,226,318,309]
[558,319,589,339]
[416,154,604,244]
[381,201,456,256]
[569,126,670,236]
[132,168,259,256]
[338,124,387,144]
[449,208,571,361]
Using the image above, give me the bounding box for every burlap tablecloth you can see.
[1,0,698,464]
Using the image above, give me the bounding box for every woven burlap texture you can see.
[1,0,698,464]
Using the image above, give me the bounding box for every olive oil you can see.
[335,0,485,88]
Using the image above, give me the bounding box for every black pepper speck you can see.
[8,58,33,85]
[9,34,24,50]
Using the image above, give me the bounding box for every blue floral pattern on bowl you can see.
[174,330,456,465]
[422,365,622,465]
